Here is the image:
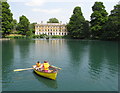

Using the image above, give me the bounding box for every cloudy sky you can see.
[8,0,119,24]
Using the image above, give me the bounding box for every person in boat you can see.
[34,61,42,70]
[36,61,41,67]
[42,61,53,73]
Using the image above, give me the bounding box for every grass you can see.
[5,34,26,38]
[4,34,70,39]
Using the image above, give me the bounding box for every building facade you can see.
[35,22,68,36]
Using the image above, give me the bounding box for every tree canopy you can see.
[67,6,87,39]
[1,1,13,36]
[102,3,120,40]
[47,18,59,23]
[16,15,30,35]
[90,2,108,39]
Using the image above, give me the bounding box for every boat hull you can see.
[33,69,58,80]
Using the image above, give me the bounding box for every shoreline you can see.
[0,38,11,40]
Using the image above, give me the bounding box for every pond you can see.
[1,39,119,91]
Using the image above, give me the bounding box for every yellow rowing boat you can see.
[33,65,59,80]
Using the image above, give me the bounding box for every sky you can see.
[8,0,119,24]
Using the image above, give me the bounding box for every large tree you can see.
[1,1,13,36]
[67,6,86,39]
[47,18,59,23]
[16,15,30,35]
[90,2,108,39]
[102,3,120,40]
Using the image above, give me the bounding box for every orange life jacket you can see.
[36,63,41,67]
[43,63,50,70]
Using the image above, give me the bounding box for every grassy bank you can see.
[4,34,70,39]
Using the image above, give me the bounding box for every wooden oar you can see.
[50,65,62,70]
[14,68,33,72]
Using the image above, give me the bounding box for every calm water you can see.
[1,39,119,91]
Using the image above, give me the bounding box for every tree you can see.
[102,3,120,40]
[90,2,108,39]
[29,22,37,33]
[67,6,86,39]
[47,18,59,23]
[16,15,30,35]
[1,1,13,36]
[11,19,17,32]
[83,20,90,39]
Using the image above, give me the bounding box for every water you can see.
[1,39,119,91]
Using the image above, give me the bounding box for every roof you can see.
[35,23,66,26]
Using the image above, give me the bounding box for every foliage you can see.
[101,3,120,40]
[47,18,59,23]
[16,15,30,35]
[90,2,108,39]
[29,22,37,33]
[32,35,41,38]
[83,20,90,39]
[11,19,17,31]
[39,34,47,38]
[67,6,87,39]
[51,35,62,38]
[26,31,33,36]
[1,1,13,36]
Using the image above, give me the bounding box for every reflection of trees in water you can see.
[2,40,14,66]
[2,40,15,86]
[16,40,32,59]
[66,40,89,71]
[103,42,118,75]
[88,41,118,80]
[33,71,58,89]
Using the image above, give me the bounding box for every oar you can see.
[50,65,62,70]
[13,68,33,72]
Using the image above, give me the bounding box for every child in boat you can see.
[33,61,42,70]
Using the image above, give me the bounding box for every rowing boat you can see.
[33,65,59,80]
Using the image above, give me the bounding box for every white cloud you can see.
[25,0,45,6]
[32,8,62,14]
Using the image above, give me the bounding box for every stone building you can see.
[35,22,68,36]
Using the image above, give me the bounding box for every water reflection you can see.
[2,40,15,81]
[66,40,90,71]
[34,39,67,63]
[88,41,118,80]
[33,71,58,89]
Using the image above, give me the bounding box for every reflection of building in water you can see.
[35,21,68,36]
[35,39,66,57]
[35,39,65,46]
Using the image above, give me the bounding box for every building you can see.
[35,22,68,36]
